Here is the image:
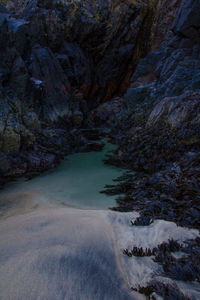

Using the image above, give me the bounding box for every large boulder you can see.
[1,127,21,153]
[147,91,200,128]
[173,0,200,43]
[0,3,8,13]
[29,46,71,121]
[56,42,92,96]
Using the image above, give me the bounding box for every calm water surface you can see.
[0,142,123,216]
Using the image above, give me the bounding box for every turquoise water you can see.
[0,142,123,215]
[0,142,199,300]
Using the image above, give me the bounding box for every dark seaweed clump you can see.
[124,238,200,299]
[132,281,191,300]
[102,134,200,230]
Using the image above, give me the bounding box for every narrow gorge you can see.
[0,0,200,299]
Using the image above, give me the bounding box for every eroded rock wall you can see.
[0,0,161,182]
[0,0,199,189]
[96,0,200,230]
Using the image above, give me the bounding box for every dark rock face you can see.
[0,1,200,298]
[0,0,161,184]
[30,46,71,121]
[0,0,199,205]
[97,0,200,230]
[1,0,157,102]
[0,0,199,225]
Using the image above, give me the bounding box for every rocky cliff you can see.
[0,0,200,298]
[0,0,159,183]
[0,0,200,214]
[96,0,200,230]
[96,0,200,222]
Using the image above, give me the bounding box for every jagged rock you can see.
[173,0,200,43]
[0,3,8,13]
[1,127,21,153]
[29,46,71,121]
[0,3,199,297]
[0,153,11,173]
[0,0,200,209]
[56,42,92,96]
[90,97,128,129]
[23,112,41,131]
[9,55,29,96]
[147,91,200,128]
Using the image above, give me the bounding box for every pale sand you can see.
[0,208,143,300]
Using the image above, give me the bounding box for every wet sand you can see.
[0,144,199,299]
[0,208,143,300]
[0,206,199,300]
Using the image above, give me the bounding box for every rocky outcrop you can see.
[1,0,200,220]
[0,0,162,184]
[0,1,200,298]
[95,3,200,297]
[98,0,200,230]
[1,0,158,102]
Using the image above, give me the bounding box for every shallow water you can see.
[0,142,123,218]
[0,143,199,300]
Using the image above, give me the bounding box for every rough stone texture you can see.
[95,0,200,234]
[0,0,200,205]
[147,91,200,128]
[0,0,161,183]
[0,1,200,298]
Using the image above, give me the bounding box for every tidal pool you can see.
[0,143,199,300]
[0,142,123,218]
